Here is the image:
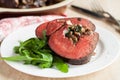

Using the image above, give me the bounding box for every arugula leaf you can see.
[53,56,69,73]
[14,46,20,53]
[1,30,69,73]
[1,56,32,61]
[38,62,52,68]
[42,30,47,42]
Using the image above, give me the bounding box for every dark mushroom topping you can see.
[65,24,93,44]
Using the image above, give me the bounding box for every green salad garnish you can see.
[1,31,68,73]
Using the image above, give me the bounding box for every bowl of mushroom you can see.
[0,0,73,18]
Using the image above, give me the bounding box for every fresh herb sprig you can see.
[1,31,69,73]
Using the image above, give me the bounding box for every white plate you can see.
[0,23,120,78]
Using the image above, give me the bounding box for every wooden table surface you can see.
[1,0,120,80]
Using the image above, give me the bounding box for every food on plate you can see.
[2,32,68,73]
[36,17,99,65]
[0,0,64,8]
[1,17,99,73]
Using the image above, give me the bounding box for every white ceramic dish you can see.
[0,23,120,78]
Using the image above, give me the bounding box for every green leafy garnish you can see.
[2,56,31,61]
[1,31,69,73]
[53,56,68,73]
